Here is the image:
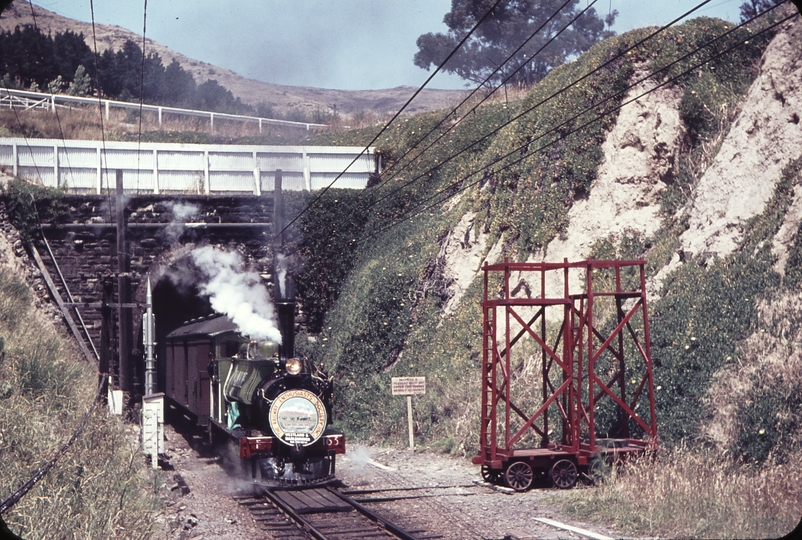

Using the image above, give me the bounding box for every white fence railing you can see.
[0,137,376,194]
[0,87,327,131]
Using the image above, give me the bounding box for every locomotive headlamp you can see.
[285,357,303,375]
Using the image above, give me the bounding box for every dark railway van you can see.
[164,314,345,487]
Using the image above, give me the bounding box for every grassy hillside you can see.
[0,267,158,539]
[300,13,802,537]
[304,15,773,453]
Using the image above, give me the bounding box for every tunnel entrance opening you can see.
[151,270,212,393]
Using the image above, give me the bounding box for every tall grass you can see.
[554,446,802,539]
[0,104,321,145]
[0,268,159,539]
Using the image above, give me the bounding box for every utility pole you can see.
[143,277,156,396]
[272,169,294,358]
[116,169,132,393]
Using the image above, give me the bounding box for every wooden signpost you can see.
[391,377,426,449]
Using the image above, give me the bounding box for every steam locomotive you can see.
[162,313,345,486]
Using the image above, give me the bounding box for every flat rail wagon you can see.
[472,258,658,490]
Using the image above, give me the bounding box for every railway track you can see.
[235,484,442,539]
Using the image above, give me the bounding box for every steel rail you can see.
[260,488,331,540]
[255,484,422,540]
[324,486,420,540]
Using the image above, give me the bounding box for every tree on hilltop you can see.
[67,65,90,96]
[739,0,784,21]
[414,0,616,87]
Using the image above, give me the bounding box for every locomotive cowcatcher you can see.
[473,258,657,490]
[163,313,345,486]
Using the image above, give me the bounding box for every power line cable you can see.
[18,2,101,363]
[25,0,78,189]
[88,0,113,217]
[0,0,79,189]
[361,4,793,245]
[136,0,148,194]
[291,0,767,264]
[0,375,105,515]
[0,4,148,515]
[294,0,715,257]
[0,77,45,185]
[273,0,507,242]
[369,6,794,243]
[368,0,591,198]
[366,0,719,212]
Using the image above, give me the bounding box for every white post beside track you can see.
[407,395,414,450]
[142,393,165,470]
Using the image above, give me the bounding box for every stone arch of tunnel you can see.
[28,193,289,398]
[144,255,213,396]
[128,240,280,399]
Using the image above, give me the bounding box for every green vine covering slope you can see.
[1,178,66,243]
[300,16,779,454]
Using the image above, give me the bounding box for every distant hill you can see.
[0,1,465,118]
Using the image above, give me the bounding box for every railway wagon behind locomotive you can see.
[163,313,345,486]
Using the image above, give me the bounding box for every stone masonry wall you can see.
[0,192,289,393]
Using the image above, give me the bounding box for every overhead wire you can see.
[296,0,716,250]
[0,76,44,184]
[0,2,115,516]
[369,4,795,243]
[136,0,148,194]
[25,0,78,189]
[272,0,507,243]
[366,2,791,240]
[88,0,114,224]
[23,0,99,362]
[0,375,105,515]
[360,2,792,245]
[0,0,76,188]
[368,0,594,197]
[364,0,719,212]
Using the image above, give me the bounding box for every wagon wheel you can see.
[504,461,534,491]
[550,459,578,489]
[481,464,501,484]
[587,455,613,484]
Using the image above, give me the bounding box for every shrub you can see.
[297,189,372,332]
[0,178,66,244]
[554,447,802,538]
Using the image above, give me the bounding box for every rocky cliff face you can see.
[673,10,802,263]
[441,10,801,302]
[539,70,686,295]
[434,8,802,452]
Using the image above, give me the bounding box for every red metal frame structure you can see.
[472,258,657,490]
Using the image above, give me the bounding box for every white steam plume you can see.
[163,202,199,245]
[276,253,288,299]
[191,246,282,343]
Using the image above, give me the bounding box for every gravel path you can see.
[155,425,621,540]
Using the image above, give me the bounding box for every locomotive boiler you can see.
[162,313,345,486]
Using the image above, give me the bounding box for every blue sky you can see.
[36,0,744,90]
